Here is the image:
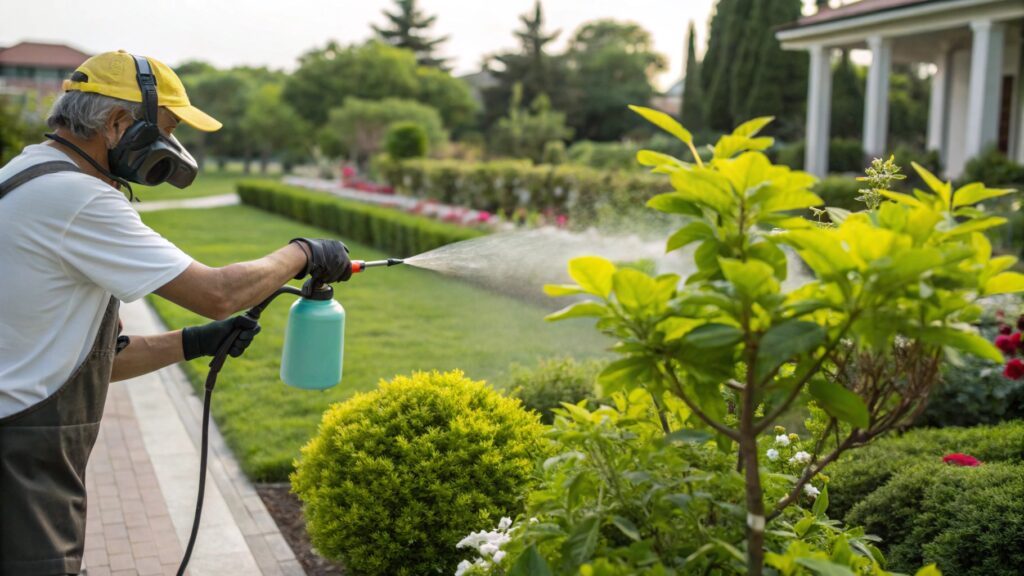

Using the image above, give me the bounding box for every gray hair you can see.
[46,91,144,140]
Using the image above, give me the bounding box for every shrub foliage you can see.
[506,357,603,424]
[291,370,548,576]
[237,180,483,257]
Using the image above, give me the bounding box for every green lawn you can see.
[140,170,264,201]
[142,205,608,481]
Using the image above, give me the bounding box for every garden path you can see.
[82,298,303,576]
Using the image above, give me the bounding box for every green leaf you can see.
[561,515,600,566]
[611,516,641,542]
[647,192,699,215]
[912,161,951,205]
[568,256,616,298]
[809,379,870,428]
[628,105,692,144]
[637,149,687,168]
[915,326,1004,363]
[914,565,943,576]
[543,284,585,297]
[984,272,1024,296]
[748,241,789,281]
[825,207,852,225]
[613,269,658,310]
[545,301,607,322]
[658,317,704,341]
[664,429,713,444]
[812,485,830,517]
[732,116,774,138]
[598,357,651,392]
[755,321,826,383]
[952,182,1013,208]
[667,221,714,252]
[683,323,743,349]
[796,557,856,576]
[720,258,778,301]
[509,546,553,576]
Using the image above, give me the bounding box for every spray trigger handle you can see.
[301,278,334,300]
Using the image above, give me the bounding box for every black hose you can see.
[175,284,302,576]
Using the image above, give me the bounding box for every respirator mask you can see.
[107,55,198,188]
[47,54,199,195]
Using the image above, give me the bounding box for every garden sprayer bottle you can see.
[175,257,404,576]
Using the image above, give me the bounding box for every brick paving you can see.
[84,379,186,576]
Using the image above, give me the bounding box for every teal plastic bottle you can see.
[280,285,345,390]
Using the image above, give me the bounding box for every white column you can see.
[964,20,1005,159]
[805,44,833,178]
[863,35,892,158]
[927,49,951,160]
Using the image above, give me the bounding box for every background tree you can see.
[738,0,807,140]
[831,50,865,140]
[563,20,666,141]
[889,64,931,150]
[319,97,445,165]
[680,21,705,134]
[0,96,47,164]
[482,1,565,129]
[240,82,311,173]
[701,0,749,131]
[372,0,449,69]
[178,68,260,169]
[489,85,572,163]
[414,65,479,132]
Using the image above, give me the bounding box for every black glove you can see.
[182,315,261,361]
[290,238,352,284]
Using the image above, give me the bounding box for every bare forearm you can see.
[215,244,307,314]
[111,331,185,382]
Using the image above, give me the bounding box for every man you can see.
[0,51,351,576]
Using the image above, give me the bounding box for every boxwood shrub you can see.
[291,370,549,576]
[505,357,604,424]
[237,180,484,257]
[828,421,1024,519]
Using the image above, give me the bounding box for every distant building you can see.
[777,0,1024,178]
[651,79,683,116]
[0,41,90,98]
[458,70,498,107]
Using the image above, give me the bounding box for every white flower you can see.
[498,517,513,531]
[804,483,821,498]
[775,434,791,446]
[789,451,811,464]
[766,448,779,461]
[456,531,489,550]
[455,559,472,576]
[480,543,499,557]
[493,550,506,563]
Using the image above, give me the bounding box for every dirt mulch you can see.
[255,483,345,576]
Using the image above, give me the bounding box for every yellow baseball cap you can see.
[62,50,222,132]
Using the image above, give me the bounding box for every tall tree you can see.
[482,1,564,129]
[831,49,864,140]
[681,21,705,133]
[740,0,807,140]
[372,0,449,69]
[564,20,666,141]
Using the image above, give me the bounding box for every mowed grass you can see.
[142,205,609,481]
[142,170,261,201]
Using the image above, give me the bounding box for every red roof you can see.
[0,41,90,69]
[789,0,942,28]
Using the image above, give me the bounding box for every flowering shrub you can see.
[941,453,981,467]
[291,371,549,576]
[529,106,1022,574]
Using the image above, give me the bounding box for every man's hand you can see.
[290,238,352,284]
[181,315,261,361]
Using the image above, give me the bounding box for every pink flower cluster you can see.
[994,313,1024,380]
[942,453,981,467]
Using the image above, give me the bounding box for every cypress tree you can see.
[681,21,706,132]
[742,0,807,140]
[704,0,754,131]
[372,0,450,69]
[831,49,864,139]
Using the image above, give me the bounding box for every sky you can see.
[0,0,727,91]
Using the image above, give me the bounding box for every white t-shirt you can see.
[0,144,193,418]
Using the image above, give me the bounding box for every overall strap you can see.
[0,161,81,201]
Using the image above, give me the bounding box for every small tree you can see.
[489,86,572,163]
[385,121,429,160]
[372,0,450,69]
[320,97,445,165]
[538,107,1023,574]
[241,82,311,173]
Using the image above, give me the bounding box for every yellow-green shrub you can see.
[290,371,548,576]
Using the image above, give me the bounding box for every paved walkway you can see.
[135,193,239,213]
[84,299,302,575]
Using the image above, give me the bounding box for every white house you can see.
[776,0,1024,178]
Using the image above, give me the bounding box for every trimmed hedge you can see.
[828,421,1024,519]
[373,156,671,225]
[237,180,484,258]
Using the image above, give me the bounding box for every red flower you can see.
[995,335,1016,355]
[1012,332,1023,352]
[999,324,1013,335]
[1005,359,1024,380]
[943,453,981,467]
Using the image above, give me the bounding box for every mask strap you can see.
[45,132,136,201]
[131,55,159,126]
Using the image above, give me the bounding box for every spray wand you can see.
[177,256,404,575]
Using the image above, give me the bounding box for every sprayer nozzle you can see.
[387,258,404,267]
[354,258,405,272]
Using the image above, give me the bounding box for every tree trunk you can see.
[741,388,765,575]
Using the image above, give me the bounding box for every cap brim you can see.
[168,105,222,132]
